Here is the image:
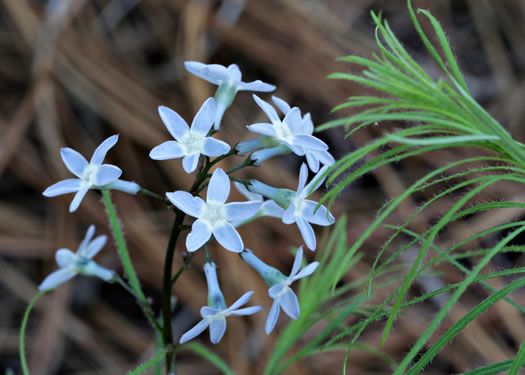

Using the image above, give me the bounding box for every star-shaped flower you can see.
[248,163,335,250]
[43,135,140,213]
[230,182,284,227]
[240,247,319,334]
[150,98,230,173]
[39,225,115,290]
[242,95,330,166]
[271,96,335,172]
[179,262,262,344]
[166,168,261,252]
[184,61,276,130]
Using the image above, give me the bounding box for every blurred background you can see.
[1,0,525,374]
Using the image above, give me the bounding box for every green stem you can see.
[102,190,146,302]
[161,210,185,373]
[226,156,255,174]
[171,252,197,287]
[20,290,48,375]
[113,276,162,333]
[139,188,169,203]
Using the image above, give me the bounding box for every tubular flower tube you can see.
[184,61,275,130]
[150,98,230,173]
[240,247,319,333]
[179,262,262,344]
[230,182,284,227]
[39,225,115,290]
[43,135,140,213]
[166,168,261,252]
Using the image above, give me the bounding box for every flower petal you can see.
[69,185,90,213]
[246,123,277,138]
[279,288,300,319]
[191,97,216,135]
[238,81,276,92]
[227,291,253,312]
[186,219,212,252]
[296,163,309,195]
[83,261,115,281]
[201,306,221,317]
[261,200,285,218]
[234,181,262,202]
[303,164,330,197]
[303,201,334,226]
[43,179,82,197]
[227,64,242,82]
[179,319,210,344]
[268,284,285,298]
[253,95,280,123]
[281,204,296,224]
[149,141,184,160]
[78,225,95,251]
[60,148,88,178]
[55,249,75,268]
[292,261,320,281]
[272,96,291,114]
[38,268,77,290]
[294,134,328,151]
[158,106,189,141]
[297,217,316,251]
[182,153,200,173]
[94,165,122,186]
[166,191,205,217]
[301,113,314,135]
[184,61,230,85]
[202,138,230,157]
[283,107,302,134]
[84,235,107,258]
[265,300,280,334]
[209,318,227,344]
[289,247,303,279]
[225,201,262,221]
[207,168,230,203]
[90,135,119,166]
[230,306,263,316]
[305,152,320,173]
[213,223,243,252]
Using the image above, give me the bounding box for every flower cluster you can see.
[40,61,336,347]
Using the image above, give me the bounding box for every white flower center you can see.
[273,120,294,144]
[82,164,100,185]
[180,131,206,155]
[293,196,306,218]
[201,201,228,229]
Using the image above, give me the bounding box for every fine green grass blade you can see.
[181,342,234,375]
[126,348,169,375]
[20,290,48,375]
[507,339,525,375]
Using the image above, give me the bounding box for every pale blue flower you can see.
[179,262,262,344]
[230,182,284,227]
[238,96,334,170]
[150,98,230,173]
[184,61,275,130]
[39,225,115,290]
[240,247,319,333]
[272,96,335,172]
[248,163,334,250]
[166,168,261,252]
[43,135,140,213]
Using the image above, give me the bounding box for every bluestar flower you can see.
[240,247,319,334]
[184,61,275,130]
[43,135,140,213]
[271,96,335,172]
[166,168,261,252]
[39,225,115,290]
[241,95,330,165]
[150,98,231,173]
[179,262,262,344]
[248,163,334,250]
[230,182,284,227]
